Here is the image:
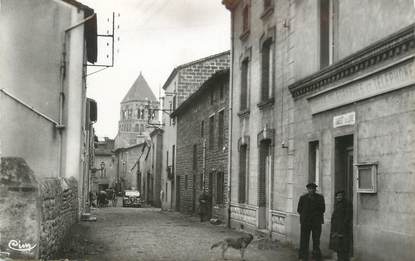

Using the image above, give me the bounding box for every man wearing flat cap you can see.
[297,183,325,261]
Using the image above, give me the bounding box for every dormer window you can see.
[261,0,274,19]
[264,0,272,9]
[240,3,250,40]
[242,5,250,33]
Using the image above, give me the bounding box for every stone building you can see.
[161,51,230,211]
[92,137,116,192]
[287,2,415,260]
[172,70,230,222]
[115,73,159,149]
[0,0,98,259]
[223,0,415,260]
[114,143,145,193]
[223,0,295,237]
[149,129,163,207]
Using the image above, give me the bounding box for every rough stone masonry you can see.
[0,157,78,260]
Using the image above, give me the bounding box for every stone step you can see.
[255,228,271,238]
[80,213,97,222]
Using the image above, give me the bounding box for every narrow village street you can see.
[60,204,297,261]
[2,1,415,261]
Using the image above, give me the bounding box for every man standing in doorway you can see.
[329,191,352,261]
[297,183,325,261]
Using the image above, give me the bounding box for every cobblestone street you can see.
[60,205,298,261]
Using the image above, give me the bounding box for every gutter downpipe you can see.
[59,13,96,177]
[60,14,96,219]
[227,10,235,229]
[59,13,96,179]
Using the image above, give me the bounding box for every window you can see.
[165,182,168,202]
[201,120,205,137]
[172,95,177,111]
[309,141,320,186]
[240,59,249,110]
[356,162,378,193]
[166,150,169,168]
[137,108,140,119]
[172,145,175,175]
[261,38,274,101]
[193,144,197,170]
[185,175,188,190]
[152,143,155,169]
[320,0,331,68]
[169,103,172,126]
[209,115,215,149]
[218,110,225,148]
[239,144,248,203]
[134,124,139,132]
[264,0,272,9]
[100,162,106,178]
[216,172,224,204]
[242,4,250,33]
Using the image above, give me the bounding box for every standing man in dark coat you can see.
[297,183,325,261]
[329,191,353,261]
[199,190,212,222]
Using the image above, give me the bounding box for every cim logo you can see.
[8,240,37,252]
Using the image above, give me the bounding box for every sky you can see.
[82,0,230,139]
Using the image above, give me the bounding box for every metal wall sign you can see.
[333,112,356,128]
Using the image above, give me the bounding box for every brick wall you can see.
[176,52,230,106]
[176,72,229,222]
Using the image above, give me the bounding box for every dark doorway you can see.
[137,172,142,193]
[150,176,154,204]
[98,184,109,192]
[258,139,271,229]
[146,172,151,203]
[334,135,354,201]
[176,176,181,211]
[192,174,196,213]
[334,134,354,255]
[207,171,214,219]
[171,179,174,209]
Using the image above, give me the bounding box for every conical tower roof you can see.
[122,73,157,103]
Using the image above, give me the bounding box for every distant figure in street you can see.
[98,191,107,208]
[160,189,164,203]
[111,188,117,207]
[297,183,325,261]
[198,191,211,222]
[329,191,353,261]
[89,191,96,208]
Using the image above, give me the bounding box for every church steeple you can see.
[115,73,159,149]
[122,73,157,103]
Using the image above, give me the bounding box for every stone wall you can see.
[228,0,294,234]
[0,157,78,260]
[176,51,230,106]
[288,22,415,261]
[176,72,229,221]
[39,177,78,260]
[0,157,39,259]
